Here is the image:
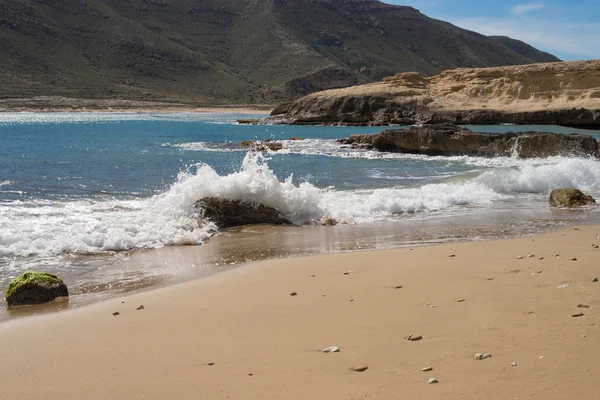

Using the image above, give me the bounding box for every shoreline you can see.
[0,106,272,114]
[1,225,599,399]
[4,207,598,321]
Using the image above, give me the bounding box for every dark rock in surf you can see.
[549,188,596,208]
[239,140,283,152]
[5,271,69,307]
[338,123,599,158]
[196,197,292,229]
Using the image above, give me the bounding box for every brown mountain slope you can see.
[268,60,600,128]
[0,0,561,106]
[489,36,561,64]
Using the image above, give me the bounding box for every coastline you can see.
[1,225,599,399]
[0,98,272,114]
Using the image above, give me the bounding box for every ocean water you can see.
[2,112,600,314]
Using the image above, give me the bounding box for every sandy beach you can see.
[1,225,599,399]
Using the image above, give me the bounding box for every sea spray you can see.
[2,152,600,259]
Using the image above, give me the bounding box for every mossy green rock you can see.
[549,188,596,208]
[5,271,69,307]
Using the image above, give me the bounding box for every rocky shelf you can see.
[338,123,599,159]
[266,60,600,128]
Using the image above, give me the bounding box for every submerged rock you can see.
[338,124,598,159]
[196,197,292,229]
[5,271,68,307]
[549,188,596,208]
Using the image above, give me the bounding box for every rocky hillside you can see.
[268,60,600,128]
[0,0,559,106]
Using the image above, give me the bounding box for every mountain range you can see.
[0,0,560,106]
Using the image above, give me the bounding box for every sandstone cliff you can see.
[268,60,600,128]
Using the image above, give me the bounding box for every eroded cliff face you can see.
[268,60,600,127]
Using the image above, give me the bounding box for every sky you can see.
[388,0,600,61]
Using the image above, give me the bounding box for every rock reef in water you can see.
[267,60,600,128]
[339,123,599,158]
[196,197,292,229]
[5,271,69,307]
[549,189,596,208]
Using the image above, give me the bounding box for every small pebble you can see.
[527,254,536,258]
[424,302,432,306]
[136,305,144,310]
[516,256,524,259]
[536,270,543,274]
[448,254,456,258]
[554,254,560,257]
[309,274,316,278]
[593,277,598,282]
[208,362,215,366]
[455,298,466,303]
[571,258,578,261]
[406,334,423,341]
[353,365,369,372]
[511,362,518,367]
[421,366,433,372]
[486,277,494,281]
[395,285,403,289]
[343,271,352,275]
[593,245,599,249]
[539,356,544,359]
[578,304,590,308]
[290,292,298,296]
[112,312,120,316]
[526,311,534,314]
[572,313,584,318]
[475,353,492,360]
[427,378,438,384]
[248,373,254,376]
[323,346,340,353]
[538,257,544,260]
[429,305,437,308]
[557,284,569,289]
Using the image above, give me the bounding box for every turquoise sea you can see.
[2,112,600,315]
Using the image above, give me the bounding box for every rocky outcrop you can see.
[196,197,291,228]
[549,189,596,208]
[267,60,600,128]
[239,140,283,152]
[339,124,599,158]
[5,271,69,307]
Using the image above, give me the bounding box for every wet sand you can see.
[3,206,598,321]
[1,225,599,399]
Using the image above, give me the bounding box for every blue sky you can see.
[387,1,600,61]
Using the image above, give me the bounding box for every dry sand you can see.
[1,226,599,399]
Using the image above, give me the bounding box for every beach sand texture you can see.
[0,226,599,399]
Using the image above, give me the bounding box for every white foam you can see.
[2,152,599,258]
[0,112,267,126]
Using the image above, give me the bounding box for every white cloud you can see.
[511,2,546,15]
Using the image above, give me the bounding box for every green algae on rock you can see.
[549,189,596,208]
[5,272,69,307]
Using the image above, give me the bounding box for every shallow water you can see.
[1,112,600,319]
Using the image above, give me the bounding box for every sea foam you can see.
[1,152,599,258]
